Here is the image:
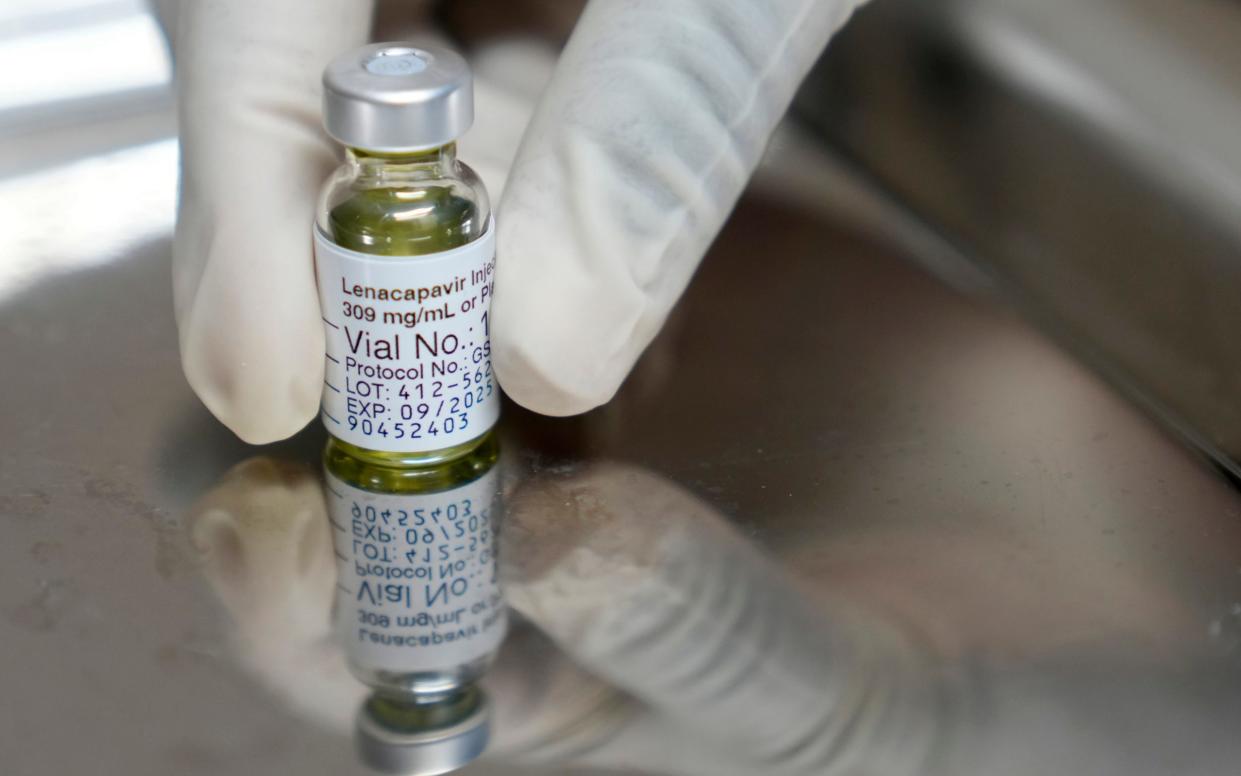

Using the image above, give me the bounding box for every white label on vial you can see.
[314,219,499,452]
[326,468,506,673]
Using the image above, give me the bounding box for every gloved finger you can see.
[492,0,869,416]
[173,0,372,444]
[460,40,558,199]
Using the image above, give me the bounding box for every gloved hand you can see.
[172,0,868,443]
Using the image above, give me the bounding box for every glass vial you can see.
[315,42,499,475]
[314,42,504,775]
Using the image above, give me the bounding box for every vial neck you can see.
[348,143,458,179]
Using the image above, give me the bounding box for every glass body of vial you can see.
[316,141,496,477]
[315,41,500,476]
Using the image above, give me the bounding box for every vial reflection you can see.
[324,433,506,775]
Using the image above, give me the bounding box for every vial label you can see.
[314,219,499,453]
[326,468,506,673]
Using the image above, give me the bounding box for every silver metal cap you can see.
[355,694,490,775]
[323,42,473,152]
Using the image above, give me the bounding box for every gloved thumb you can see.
[492,0,868,416]
[173,0,372,443]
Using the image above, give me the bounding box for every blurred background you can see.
[5,1,1241,774]
[0,0,173,299]
[798,0,1241,479]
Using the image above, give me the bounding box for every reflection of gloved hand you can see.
[187,456,941,775]
[187,456,632,757]
[189,456,1241,775]
[187,458,362,732]
[501,463,943,775]
[172,0,868,443]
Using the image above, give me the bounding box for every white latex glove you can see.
[172,0,869,443]
[173,1,372,444]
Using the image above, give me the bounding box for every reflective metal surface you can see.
[7,2,1241,774]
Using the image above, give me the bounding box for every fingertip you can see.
[181,343,320,446]
[490,188,650,417]
[490,335,612,418]
[178,274,325,442]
